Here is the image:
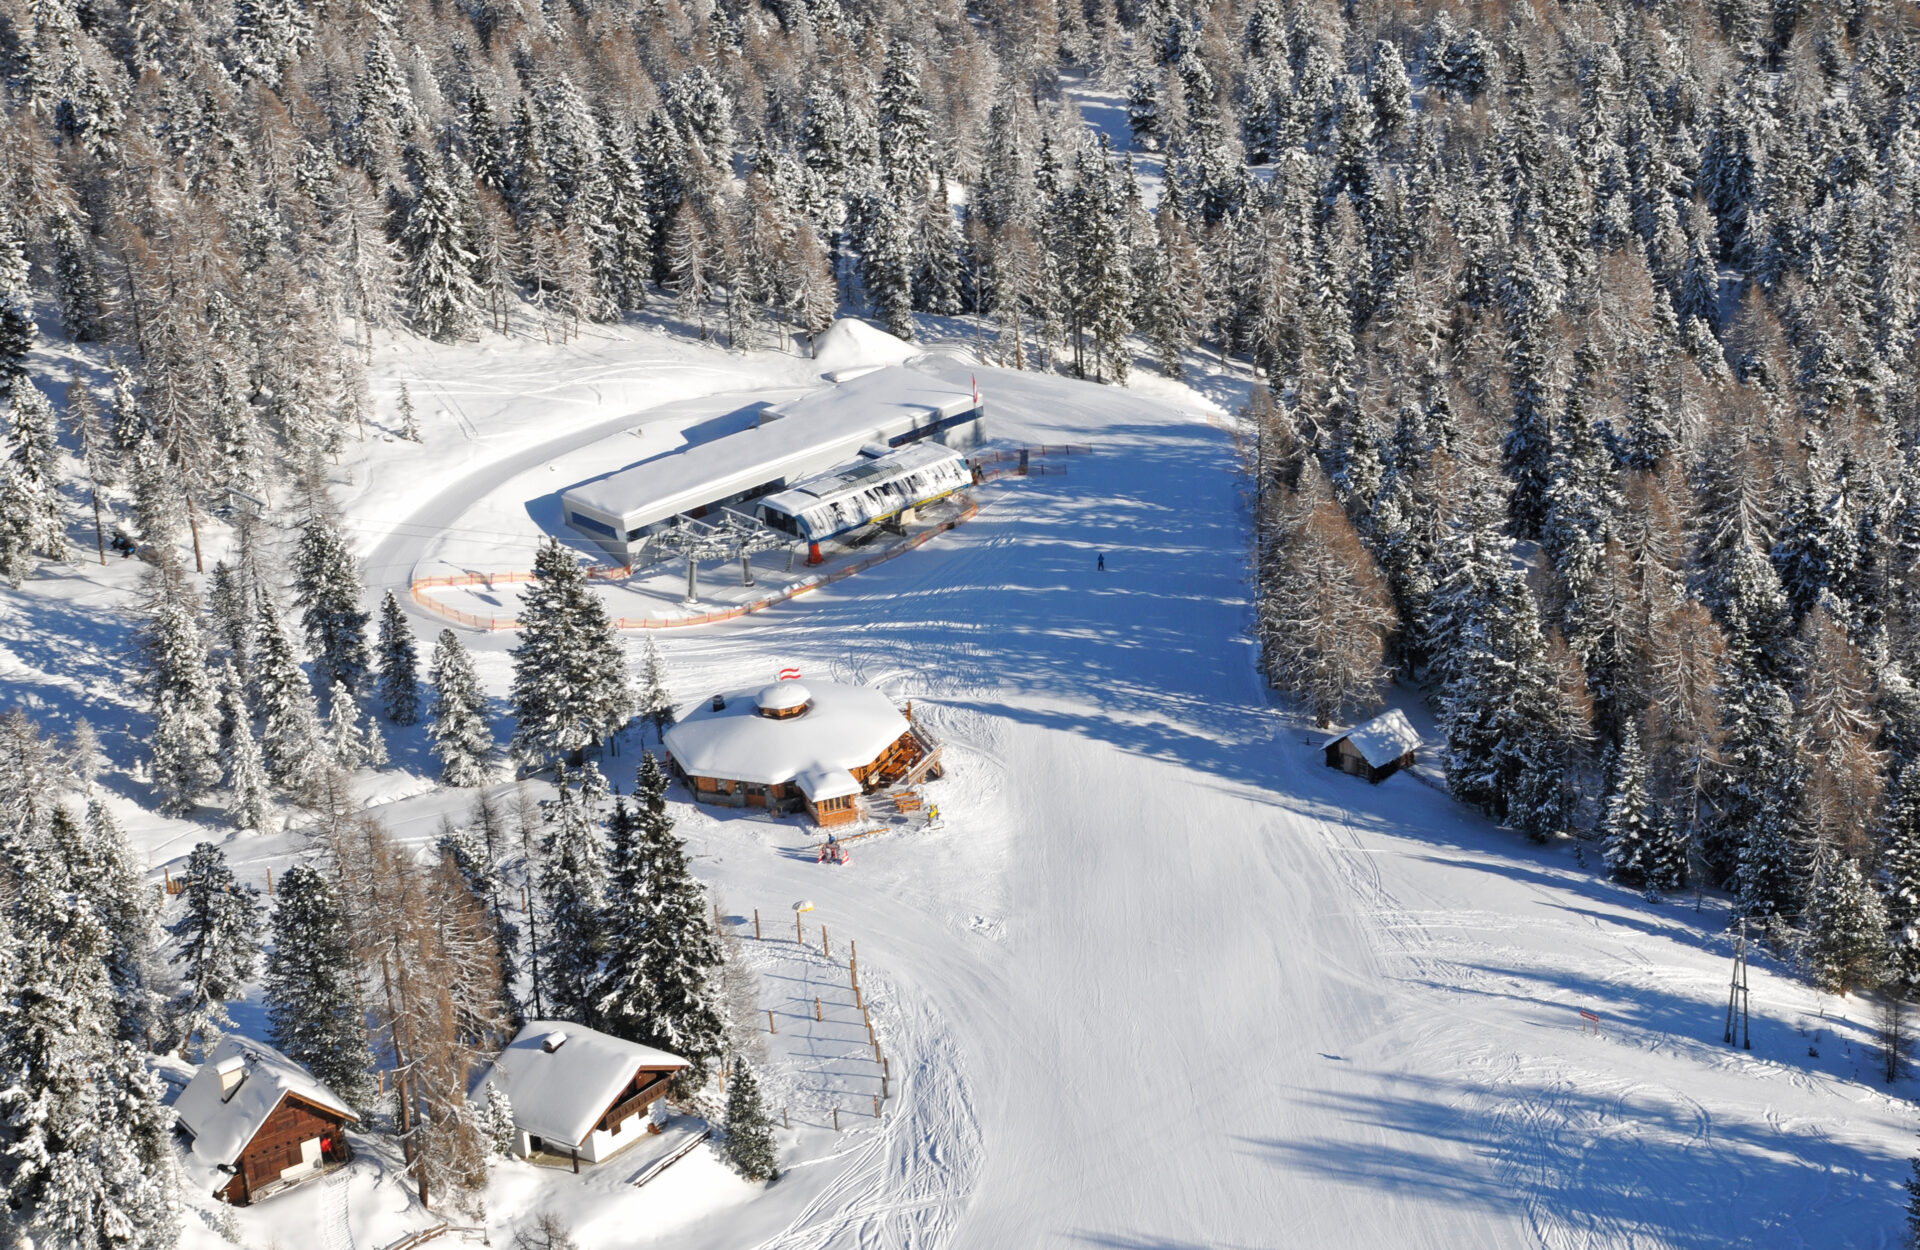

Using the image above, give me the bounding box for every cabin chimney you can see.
[711,694,726,712]
[541,1030,568,1053]
[215,1054,247,1100]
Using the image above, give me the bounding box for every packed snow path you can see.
[355,347,1908,1248]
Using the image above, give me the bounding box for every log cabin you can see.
[173,1037,357,1206]
[663,678,942,827]
[1321,709,1422,783]
[482,1022,689,1168]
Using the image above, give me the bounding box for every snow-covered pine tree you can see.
[266,864,373,1110]
[139,564,222,815]
[220,677,275,832]
[293,514,373,694]
[397,379,422,442]
[5,379,68,569]
[509,537,632,766]
[429,627,494,785]
[1600,722,1658,886]
[377,590,422,725]
[254,591,324,795]
[482,1081,516,1157]
[537,765,605,1025]
[723,1057,778,1181]
[166,840,263,1054]
[594,791,652,1041]
[1883,762,1920,993]
[635,635,674,743]
[0,197,31,404]
[1802,849,1888,995]
[667,201,713,339]
[87,798,166,1047]
[630,752,725,1084]
[403,156,482,342]
[327,681,388,770]
[0,882,180,1250]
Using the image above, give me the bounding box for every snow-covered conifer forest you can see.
[5,0,1920,1244]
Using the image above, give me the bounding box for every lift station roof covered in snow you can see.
[755,442,972,543]
[560,365,982,560]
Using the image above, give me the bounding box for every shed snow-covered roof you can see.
[795,766,862,801]
[560,367,978,534]
[1322,709,1422,768]
[172,1036,357,1169]
[664,678,909,787]
[482,1022,687,1147]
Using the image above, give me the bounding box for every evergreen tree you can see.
[220,678,274,833]
[87,799,166,1048]
[0,198,31,404]
[429,628,494,785]
[723,1057,778,1181]
[482,1081,516,1157]
[139,567,222,815]
[0,886,179,1250]
[397,379,421,442]
[293,515,373,695]
[266,865,373,1111]
[328,682,388,770]
[166,841,263,1053]
[4,379,68,571]
[1884,763,1920,993]
[1803,850,1887,995]
[377,590,422,725]
[509,538,632,765]
[598,752,725,1083]
[537,765,605,1025]
[634,635,674,743]
[1600,723,1659,886]
[404,158,482,342]
[254,592,323,795]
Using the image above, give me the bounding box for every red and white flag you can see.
[971,374,981,406]
[779,667,802,681]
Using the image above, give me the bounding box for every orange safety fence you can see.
[410,496,981,633]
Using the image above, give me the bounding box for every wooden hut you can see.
[173,1037,357,1206]
[481,1022,688,1168]
[1321,709,1421,783]
[663,678,942,827]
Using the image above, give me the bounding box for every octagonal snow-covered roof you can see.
[756,681,812,712]
[665,679,908,786]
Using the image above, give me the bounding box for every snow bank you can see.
[811,318,919,374]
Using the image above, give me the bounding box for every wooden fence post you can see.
[754,909,761,940]
[873,1095,880,1118]
[823,926,830,959]
[783,1108,789,1130]
[796,912,803,945]
[832,1107,839,1131]
[815,996,822,1022]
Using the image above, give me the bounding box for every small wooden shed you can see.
[173,1037,357,1206]
[1322,709,1421,783]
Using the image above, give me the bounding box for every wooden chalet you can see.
[173,1037,357,1206]
[483,1022,689,1168]
[663,678,943,827]
[1322,709,1422,783]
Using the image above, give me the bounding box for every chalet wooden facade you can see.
[485,1022,689,1168]
[1321,710,1422,784]
[215,1094,354,1205]
[173,1038,358,1207]
[665,679,943,827]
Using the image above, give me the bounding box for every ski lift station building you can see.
[560,366,984,564]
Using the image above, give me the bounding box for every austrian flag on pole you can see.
[779,667,801,681]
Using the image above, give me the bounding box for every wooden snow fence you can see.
[409,497,980,632]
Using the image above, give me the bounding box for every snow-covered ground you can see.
[7,309,1914,1248]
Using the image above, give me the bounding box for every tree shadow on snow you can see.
[1238,1070,1906,1250]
